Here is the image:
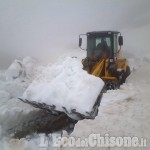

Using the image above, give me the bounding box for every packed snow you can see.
[22,57,104,118]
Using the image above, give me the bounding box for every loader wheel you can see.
[126,66,131,77]
[121,66,131,84]
[105,81,119,90]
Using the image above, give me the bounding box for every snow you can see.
[22,57,104,118]
[5,59,25,81]
[2,20,150,150]
[1,57,150,150]
[0,55,104,149]
[0,138,38,150]
[0,50,150,149]
[0,57,42,139]
[100,83,135,107]
[0,0,150,148]
[0,55,150,149]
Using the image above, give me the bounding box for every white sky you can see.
[0,0,150,68]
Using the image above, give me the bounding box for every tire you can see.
[126,66,131,77]
[105,81,119,90]
[121,66,131,84]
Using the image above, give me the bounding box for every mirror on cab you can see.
[118,36,123,46]
[79,37,82,47]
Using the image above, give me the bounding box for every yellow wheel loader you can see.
[79,31,130,90]
[14,31,130,138]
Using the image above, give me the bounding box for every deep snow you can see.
[0,54,150,149]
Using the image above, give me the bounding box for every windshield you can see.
[87,35,113,59]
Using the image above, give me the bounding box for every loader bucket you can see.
[18,85,105,120]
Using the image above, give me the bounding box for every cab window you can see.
[87,35,113,59]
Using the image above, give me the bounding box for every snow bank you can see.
[5,56,41,82]
[5,59,25,81]
[0,57,41,137]
[22,57,104,118]
[0,57,41,98]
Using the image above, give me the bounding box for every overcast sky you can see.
[0,0,150,68]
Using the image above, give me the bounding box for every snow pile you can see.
[5,59,25,81]
[0,57,41,98]
[22,57,104,117]
[0,57,41,137]
[5,56,42,82]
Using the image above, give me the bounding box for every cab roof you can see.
[87,31,120,35]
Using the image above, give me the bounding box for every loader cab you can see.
[79,31,123,60]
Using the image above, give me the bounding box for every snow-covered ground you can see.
[0,53,150,149]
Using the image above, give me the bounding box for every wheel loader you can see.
[14,31,130,138]
[79,31,130,89]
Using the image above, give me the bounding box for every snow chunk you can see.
[22,57,104,118]
[22,56,41,79]
[5,56,41,82]
[5,59,25,81]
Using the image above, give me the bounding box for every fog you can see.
[0,0,150,68]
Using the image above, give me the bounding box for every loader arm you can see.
[91,60,105,77]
